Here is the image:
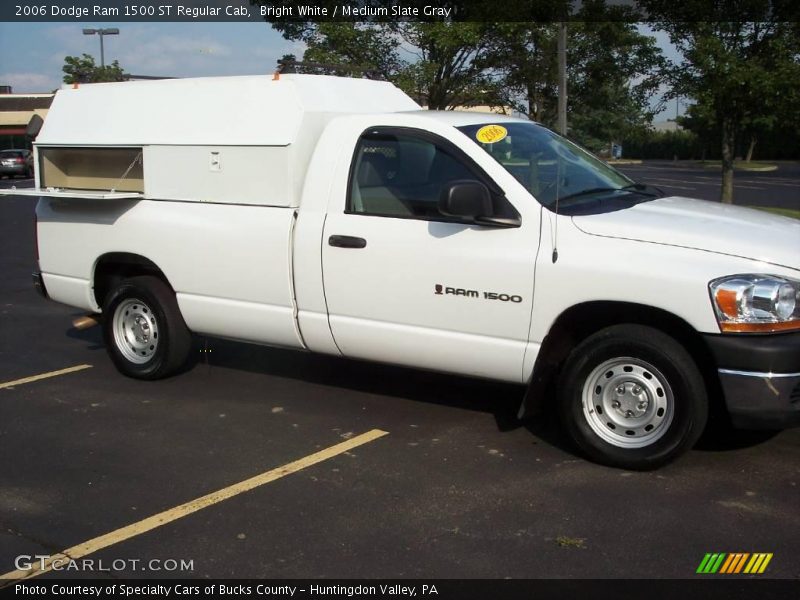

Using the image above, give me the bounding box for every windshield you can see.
[457,121,646,211]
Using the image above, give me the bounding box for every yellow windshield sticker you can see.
[476,125,508,144]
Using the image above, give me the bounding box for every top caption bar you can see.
[3,0,800,22]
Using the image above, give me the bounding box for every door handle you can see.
[328,235,367,249]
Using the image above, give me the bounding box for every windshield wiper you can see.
[622,183,662,197]
[557,187,622,202]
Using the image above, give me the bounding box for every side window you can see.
[348,130,485,221]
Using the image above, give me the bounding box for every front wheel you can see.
[558,324,708,470]
[102,276,191,380]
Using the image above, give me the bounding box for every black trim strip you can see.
[703,332,800,373]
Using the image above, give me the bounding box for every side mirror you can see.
[439,180,493,220]
[26,114,44,141]
[439,180,521,228]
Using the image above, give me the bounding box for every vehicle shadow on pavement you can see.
[191,336,581,457]
[65,317,105,350]
[695,423,781,452]
[62,327,613,460]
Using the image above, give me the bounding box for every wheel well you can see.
[93,253,171,308]
[522,301,721,419]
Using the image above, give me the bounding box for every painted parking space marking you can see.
[739,180,800,188]
[637,176,692,183]
[0,364,93,390]
[640,178,765,192]
[649,178,716,187]
[639,180,694,190]
[0,428,389,583]
[628,171,798,186]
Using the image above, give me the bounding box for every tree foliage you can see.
[259,0,800,178]
[643,0,800,201]
[486,1,665,152]
[486,23,560,123]
[267,5,664,150]
[622,128,702,160]
[392,22,502,110]
[564,18,665,151]
[62,54,127,84]
[270,20,501,110]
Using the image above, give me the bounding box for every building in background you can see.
[0,87,54,150]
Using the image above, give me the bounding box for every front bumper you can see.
[704,333,800,429]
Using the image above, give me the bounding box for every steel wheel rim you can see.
[581,357,674,448]
[113,298,159,364]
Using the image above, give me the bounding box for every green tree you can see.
[275,22,402,78]
[678,101,719,161]
[392,22,503,110]
[62,54,127,84]
[268,19,502,110]
[487,23,560,123]
[740,30,800,161]
[485,4,665,152]
[565,18,665,152]
[645,1,800,202]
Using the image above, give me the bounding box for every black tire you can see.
[557,324,708,470]
[102,275,191,380]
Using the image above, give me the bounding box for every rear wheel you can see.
[102,276,191,379]
[558,324,707,469]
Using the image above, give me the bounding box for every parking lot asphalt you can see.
[616,160,800,209]
[1,173,800,581]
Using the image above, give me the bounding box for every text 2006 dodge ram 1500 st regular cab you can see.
[5,73,799,469]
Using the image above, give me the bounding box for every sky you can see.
[0,21,683,121]
[0,22,305,91]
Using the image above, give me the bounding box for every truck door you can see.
[321,126,537,383]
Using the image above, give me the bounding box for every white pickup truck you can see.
[6,73,800,469]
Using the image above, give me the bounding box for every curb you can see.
[700,163,778,172]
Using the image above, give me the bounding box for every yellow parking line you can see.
[0,428,389,582]
[0,364,92,390]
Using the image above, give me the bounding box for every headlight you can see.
[709,274,800,332]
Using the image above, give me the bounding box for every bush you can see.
[621,129,703,160]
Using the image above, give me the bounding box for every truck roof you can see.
[37,74,421,147]
[410,110,533,127]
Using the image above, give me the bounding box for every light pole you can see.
[82,28,120,68]
[557,22,567,136]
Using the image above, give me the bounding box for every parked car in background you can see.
[0,149,34,178]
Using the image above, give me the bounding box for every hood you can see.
[572,196,800,271]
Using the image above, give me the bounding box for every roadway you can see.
[616,160,800,210]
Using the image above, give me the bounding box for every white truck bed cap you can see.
[37,74,420,147]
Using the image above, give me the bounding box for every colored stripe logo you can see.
[697,553,773,574]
